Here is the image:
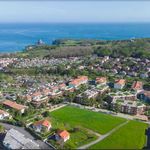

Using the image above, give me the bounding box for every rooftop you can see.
[2,100,26,111]
[132,81,143,90]
[33,119,51,128]
[114,99,145,107]
[108,91,136,97]
[57,130,70,139]
[3,129,39,149]
[0,109,8,115]
[115,79,126,85]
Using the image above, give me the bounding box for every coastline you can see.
[0,37,150,55]
[1,22,150,53]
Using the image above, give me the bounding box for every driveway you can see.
[0,122,53,149]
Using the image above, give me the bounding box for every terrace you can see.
[77,88,99,99]
[112,99,144,108]
[108,91,137,101]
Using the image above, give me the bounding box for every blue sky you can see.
[0,1,150,23]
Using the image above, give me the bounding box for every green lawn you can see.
[47,127,97,149]
[50,105,126,134]
[89,120,148,149]
[46,116,98,149]
[65,129,97,149]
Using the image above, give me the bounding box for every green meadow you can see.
[89,120,148,149]
[50,105,126,134]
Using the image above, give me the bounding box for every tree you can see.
[94,48,111,57]
[114,102,120,113]
[66,92,76,103]
[43,111,49,117]
[49,97,64,105]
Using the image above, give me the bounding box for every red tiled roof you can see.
[2,100,26,111]
[59,83,66,88]
[115,79,126,85]
[34,119,51,128]
[70,80,79,85]
[132,81,143,90]
[0,109,8,115]
[69,76,88,86]
[96,77,107,83]
[58,130,70,139]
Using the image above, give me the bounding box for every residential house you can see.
[64,85,74,92]
[32,91,42,101]
[76,88,99,103]
[58,83,67,90]
[49,86,62,98]
[96,77,107,85]
[33,119,51,132]
[132,81,143,93]
[108,91,137,101]
[31,91,49,107]
[31,95,48,107]
[55,130,70,142]
[69,76,88,88]
[114,79,126,89]
[111,99,146,115]
[0,109,9,120]
[2,100,27,114]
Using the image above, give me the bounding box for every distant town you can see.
[0,39,150,149]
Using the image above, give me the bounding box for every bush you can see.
[42,111,50,117]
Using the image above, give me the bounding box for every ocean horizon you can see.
[1,22,150,53]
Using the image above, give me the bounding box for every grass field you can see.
[50,105,126,134]
[89,120,148,149]
[46,115,98,149]
[47,126,97,149]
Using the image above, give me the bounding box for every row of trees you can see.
[2,38,150,59]
[48,38,150,59]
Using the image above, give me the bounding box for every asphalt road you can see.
[0,122,52,149]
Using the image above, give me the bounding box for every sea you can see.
[1,23,150,53]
